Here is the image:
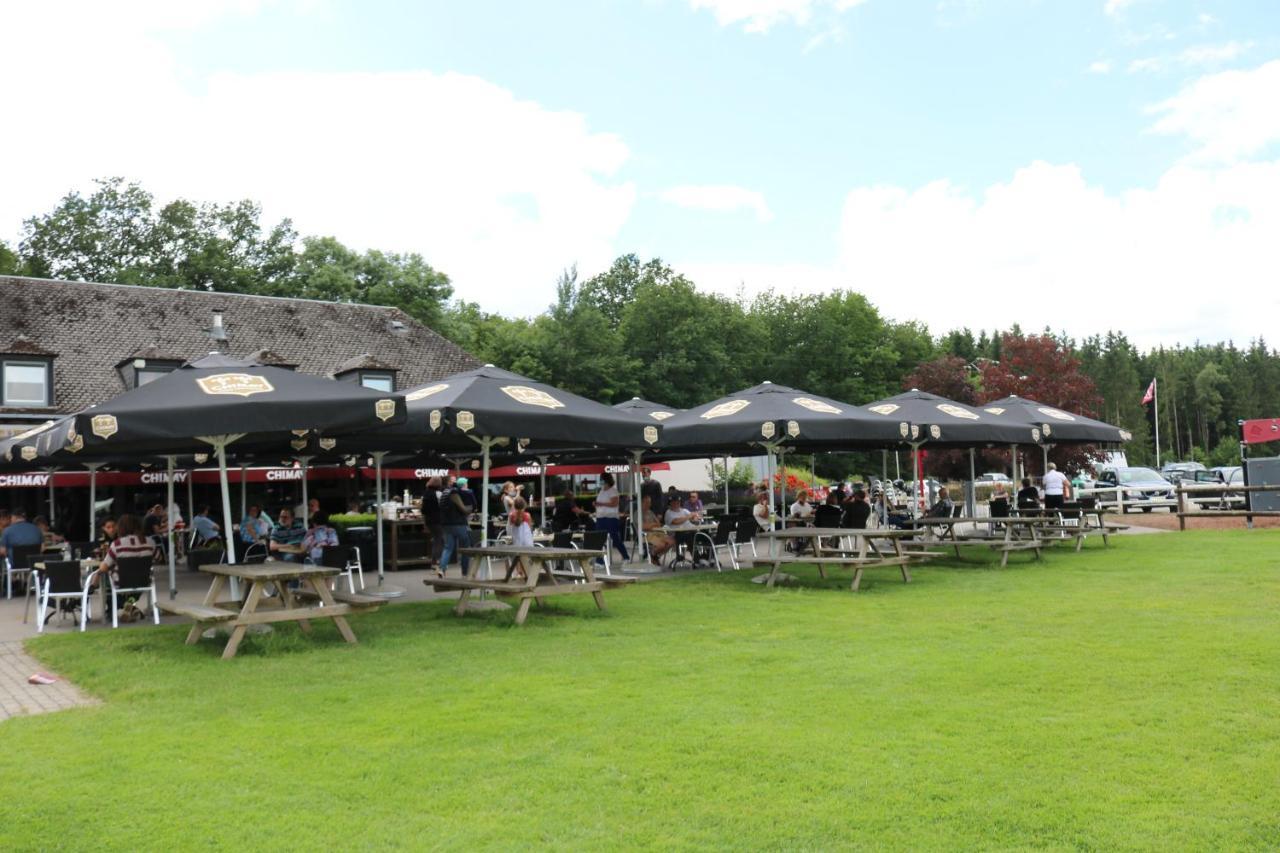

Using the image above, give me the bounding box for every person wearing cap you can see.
[663,495,695,529]
[1042,463,1071,510]
[439,475,476,576]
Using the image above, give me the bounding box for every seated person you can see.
[32,515,64,550]
[989,482,1011,518]
[191,505,222,545]
[684,491,705,516]
[841,490,872,529]
[95,518,118,559]
[301,512,339,563]
[1016,478,1040,512]
[95,513,154,589]
[641,497,674,566]
[789,490,814,523]
[752,491,773,531]
[552,489,586,527]
[240,504,273,545]
[663,496,695,529]
[925,487,955,518]
[0,508,44,562]
[269,508,307,560]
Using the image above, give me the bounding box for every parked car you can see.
[1188,466,1246,508]
[976,472,1011,483]
[1095,466,1176,512]
[1160,461,1206,484]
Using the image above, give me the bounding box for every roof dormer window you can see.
[2,359,52,407]
[115,348,183,389]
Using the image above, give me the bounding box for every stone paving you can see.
[0,641,98,721]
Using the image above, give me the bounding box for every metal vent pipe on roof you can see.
[208,309,228,341]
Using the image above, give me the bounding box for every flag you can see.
[1141,379,1156,406]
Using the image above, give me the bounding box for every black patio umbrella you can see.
[384,366,663,549]
[859,389,1043,514]
[38,354,407,592]
[661,382,915,520]
[979,395,1131,478]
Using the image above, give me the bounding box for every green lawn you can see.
[3,531,1279,850]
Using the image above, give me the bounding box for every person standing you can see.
[593,473,630,563]
[1042,463,1071,511]
[422,476,445,572]
[640,468,663,520]
[439,476,476,577]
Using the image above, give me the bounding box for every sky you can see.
[1,0,1278,347]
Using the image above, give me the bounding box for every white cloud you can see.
[1149,59,1280,162]
[0,2,635,317]
[689,0,866,33]
[677,61,1280,348]
[1128,40,1254,73]
[1087,59,1114,74]
[1103,0,1138,17]
[658,186,774,222]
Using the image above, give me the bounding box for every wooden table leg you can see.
[576,558,606,612]
[851,567,864,591]
[766,559,781,589]
[277,581,313,635]
[187,574,226,645]
[514,595,533,625]
[310,577,357,644]
[222,581,265,659]
[453,587,471,616]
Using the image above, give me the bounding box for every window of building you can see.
[136,366,175,386]
[360,372,395,393]
[2,360,51,407]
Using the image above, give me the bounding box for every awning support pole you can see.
[372,451,387,584]
[87,462,103,541]
[165,456,177,600]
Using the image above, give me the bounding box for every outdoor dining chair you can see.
[241,542,269,564]
[108,556,159,628]
[34,559,90,633]
[669,530,697,570]
[319,544,364,593]
[698,517,737,571]
[580,530,611,575]
[731,518,759,561]
[5,543,42,599]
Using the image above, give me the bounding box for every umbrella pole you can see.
[299,456,312,522]
[239,464,247,521]
[881,450,888,525]
[87,462,102,541]
[1009,443,1017,484]
[186,472,194,531]
[912,444,921,518]
[47,468,56,526]
[1042,444,1050,478]
[723,455,730,513]
[968,447,977,517]
[538,455,548,530]
[633,450,645,561]
[373,451,386,584]
[166,456,177,600]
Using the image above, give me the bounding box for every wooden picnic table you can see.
[902,516,1049,566]
[166,561,377,659]
[749,527,919,590]
[427,546,613,625]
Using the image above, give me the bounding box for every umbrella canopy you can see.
[388,365,661,452]
[661,382,910,453]
[57,353,407,457]
[859,389,1040,447]
[979,396,1131,445]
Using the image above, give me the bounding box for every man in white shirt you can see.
[663,496,695,529]
[1042,463,1071,510]
[789,490,814,525]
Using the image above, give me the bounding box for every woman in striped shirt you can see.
[95,514,154,585]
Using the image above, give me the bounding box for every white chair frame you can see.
[35,566,92,633]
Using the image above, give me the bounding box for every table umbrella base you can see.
[751,572,798,585]
[363,582,407,599]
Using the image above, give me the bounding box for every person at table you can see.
[989,481,1011,517]
[0,507,10,537]
[505,496,535,547]
[301,512,339,562]
[640,468,664,518]
[552,489,586,532]
[239,504,272,546]
[1041,463,1071,511]
[752,491,773,531]
[663,494,696,530]
[925,487,955,518]
[95,517,118,559]
[192,505,222,546]
[842,490,872,529]
[0,507,43,562]
[422,476,445,572]
[32,515,64,550]
[268,508,306,560]
[439,476,476,577]
[95,513,154,589]
[593,473,630,563]
[789,490,814,523]
[295,497,321,526]
[1016,478,1040,512]
[684,491,705,516]
[641,496,674,567]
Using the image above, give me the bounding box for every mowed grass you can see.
[3,531,1280,850]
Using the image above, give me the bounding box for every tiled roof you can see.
[332,353,398,374]
[0,276,480,416]
[2,335,57,357]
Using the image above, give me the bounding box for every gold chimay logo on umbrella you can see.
[929,425,941,439]
[643,426,659,445]
[457,411,475,432]
[319,438,336,451]
[936,404,979,420]
[1037,407,1075,421]
[899,422,909,437]
[761,421,776,439]
[870,404,900,416]
[787,420,800,437]
[702,400,749,420]
[1032,428,1041,442]
[375,399,396,422]
[196,373,275,397]
[429,410,442,430]
[91,414,118,439]
[291,438,307,450]
[984,407,1006,415]
[406,383,448,401]
[66,435,83,453]
[501,386,565,409]
[649,411,675,421]
[20,446,36,461]
[793,397,841,414]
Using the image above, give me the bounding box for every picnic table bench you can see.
[425,546,611,625]
[903,517,1047,567]
[170,561,376,659]
[742,553,912,591]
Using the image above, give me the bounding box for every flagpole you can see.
[1154,378,1161,468]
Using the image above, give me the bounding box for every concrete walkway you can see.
[0,641,98,721]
